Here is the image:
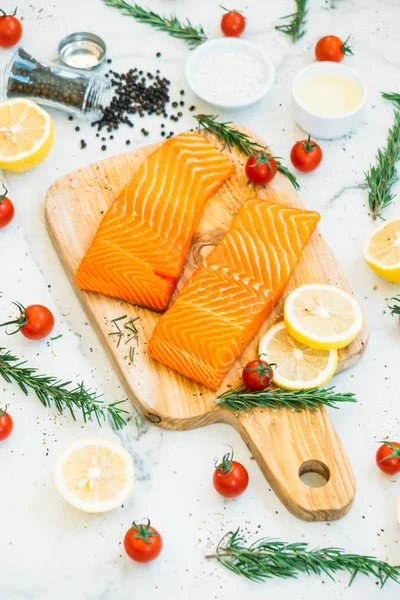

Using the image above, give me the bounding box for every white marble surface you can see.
[1,1,400,598]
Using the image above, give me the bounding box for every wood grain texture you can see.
[45,128,367,521]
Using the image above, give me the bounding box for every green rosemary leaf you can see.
[387,295,400,316]
[0,347,128,429]
[194,114,300,191]
[206,528,400,586]
[365,110,400,219]
[382,92,400,109]
[275,0,308,43]
[216,385,357,412]
[103,0,207,48]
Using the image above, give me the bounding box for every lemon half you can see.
[54,438,134,513]
[259,321,338,390]
[284,284,363,350]
[363,219,400,283]
[0,98,53,172]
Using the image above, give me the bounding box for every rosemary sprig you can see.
[103,0,207,48]
[381,92,400,109]
[0,347,128,429]
[365,110,400,219]
[194,114,300,192]
[387,295,400,316]
[216,385,357,412]
[206,528,400,587]
[275,0,308,43]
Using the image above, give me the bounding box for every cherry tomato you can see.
[242,358,275,392]
[0,197,14,228]
[315,35,353,63]
[124,520,163,563]
[290,136,323,173]
[245,151,278,185]
[0,302,54,340]
[0,408,13,441]
[213,449,249,498]
[376,442,400,475]
[221,9,246,37]
[0,8,22,48]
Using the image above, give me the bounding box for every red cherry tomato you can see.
[124,520,163,563]
[376,442,400,475]
[0,8,22,48]
[213,449,249,498]
[0,302,54,340]
[245,152,278,185]
[0,184,15,229]
[315,35,353,63]
[290,136,323,173]
[221,9,246,37]
[0,408,13,441]
[242,359,275,392]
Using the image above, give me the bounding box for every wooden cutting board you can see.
[45,127,368,522]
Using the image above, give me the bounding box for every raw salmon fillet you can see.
[148,199,320,390]
[76,132,235,310]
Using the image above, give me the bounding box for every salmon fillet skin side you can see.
[148,199,320,390]
[75,132,235,311]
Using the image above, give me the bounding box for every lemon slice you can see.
[54,438,134,513]
[284,284,363,350]
[363,219,400,283]
[0,99,54,172]
[259,321,338,390]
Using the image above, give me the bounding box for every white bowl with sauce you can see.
[292,62,366,139]
[185,38,275,109]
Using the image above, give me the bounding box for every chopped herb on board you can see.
[108,314,140,363]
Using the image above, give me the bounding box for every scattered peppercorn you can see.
[180,90,185,96]
[161,131,166,137]
[80,139,87,149]
[180,101,185,106]
[68,115,73,121]
[101,144,107,151]
[172,101,178,108]
[156,52,161,57]
[107,59,112,64]
[126,140,131,145]
[75,126,80,132]
[189,105,196,111]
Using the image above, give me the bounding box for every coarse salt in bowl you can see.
[185,38,275,110]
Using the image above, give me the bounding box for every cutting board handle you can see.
[235,406,356,521]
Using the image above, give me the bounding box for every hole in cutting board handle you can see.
[299,460,330,488]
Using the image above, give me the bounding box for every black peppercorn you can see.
[101,144,107,150]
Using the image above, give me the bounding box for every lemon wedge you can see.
[0,99,54,172]
[54,438,134,513]
[284,284,363,350]
[363,219,400,283]
[259,321,338,390]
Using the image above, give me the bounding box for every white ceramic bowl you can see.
[292,62,367,139]
[185,38,275,110]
